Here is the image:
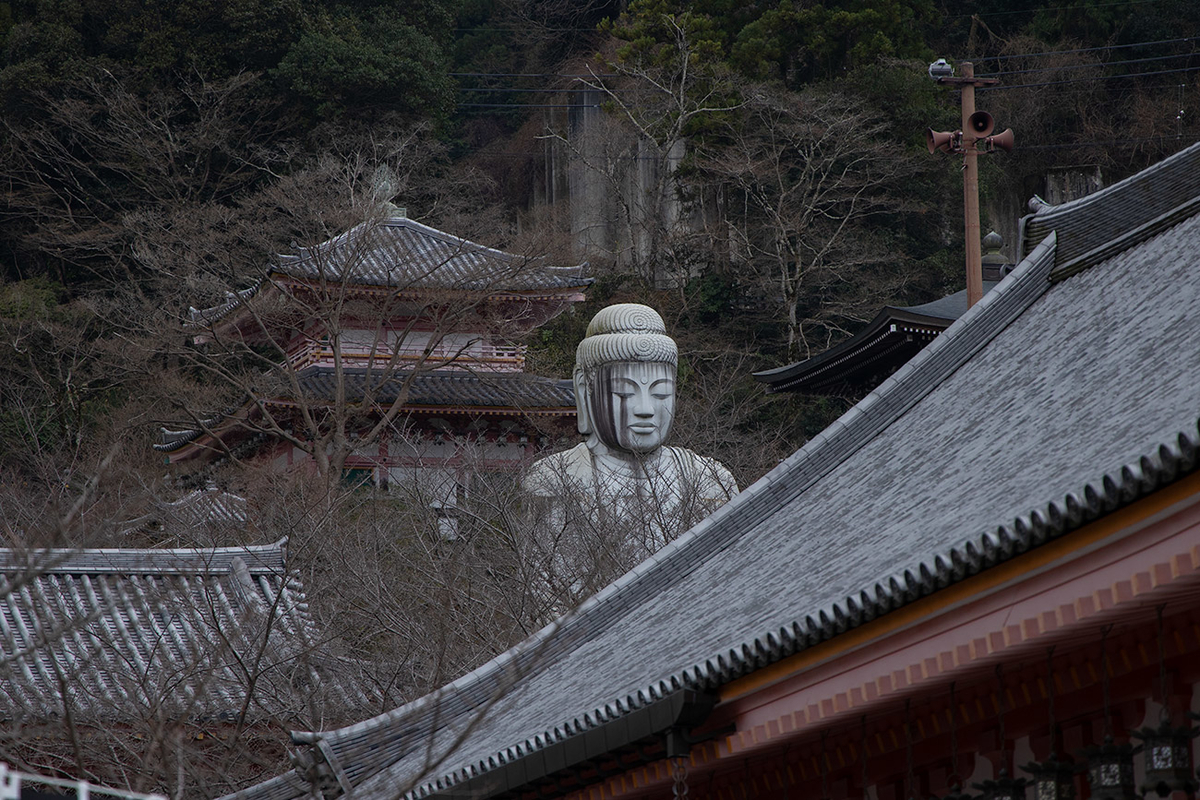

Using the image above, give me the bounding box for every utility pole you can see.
[926,60,1013,309]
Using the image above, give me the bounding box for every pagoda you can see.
[155,215,590,512]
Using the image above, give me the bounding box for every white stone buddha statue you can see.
[524,304,738,552]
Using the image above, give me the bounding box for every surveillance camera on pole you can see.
[928,58,954,81]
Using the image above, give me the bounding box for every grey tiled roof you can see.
[1021,140,1200,273]
[288,367,575,412]
[0,540,374,722]
[225,142,1200,800]
[274,217,590,293]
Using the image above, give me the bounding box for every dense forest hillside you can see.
[1,0,1198,792]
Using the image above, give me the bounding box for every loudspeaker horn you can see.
[987,128,1015,152]
[926,128,957,154]
[967,110,995,138]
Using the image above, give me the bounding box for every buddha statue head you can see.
[573,304,678,456]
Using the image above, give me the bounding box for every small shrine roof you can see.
[0,539,375,721]
[223,143,1200,800]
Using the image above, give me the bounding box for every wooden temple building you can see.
[754,232,1012,398]
[155,215,590,505]
[223,144,1200,800]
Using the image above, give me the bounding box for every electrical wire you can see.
[449,73,619,78]
[978,50,1198,78]
[1019,134,1198,151]
[980,63,1200,90]
[958,0,1188,22]
[974,35,1200,62]
[457,86,609,93]
[457,103,601,109]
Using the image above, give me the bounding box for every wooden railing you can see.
[286,339,526,372]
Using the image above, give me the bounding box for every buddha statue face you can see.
[572,304,680,458]
[586,361,676,454]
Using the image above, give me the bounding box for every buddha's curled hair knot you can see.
[576,303,678,371]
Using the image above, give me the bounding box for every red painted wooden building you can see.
[156,215,589,522]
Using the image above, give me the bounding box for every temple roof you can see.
[275,217,589,293]
[223,143,1200,800]
[756,231,1015,397]
[752,283,997,396]
[287,367,576,413]
[155,370,574,456]
[0,539,374,721]
[188,218,590,325]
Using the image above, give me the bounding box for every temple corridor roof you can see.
[223,142,1200,800]
[752,282,998,397]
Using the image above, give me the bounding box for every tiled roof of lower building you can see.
[0,539,375,722]
[154,371,575,454]
[286,367,575,412]
[223,143,1200,800]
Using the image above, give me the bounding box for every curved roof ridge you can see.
[1031,141,1200,219]
[380,217,527,264]
[275,216,588,290]
[0,538,287,575]
[1022,141,1200,266]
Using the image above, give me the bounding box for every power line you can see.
[458,103,601,109]
[980,64,1200,90]
[956,0,1181,21]
[1020,134,1198,151]
[979,50,1198,78]
[973,35,1200,62]
[452,27,600,33]
[449,72,618,78]
[457,86,610,94]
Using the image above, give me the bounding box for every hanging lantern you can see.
[1022,649,1077,800]
[1022,755,1077,800]
[975,769,1028,800]
[1132,719,1198,798]
[1079,736,1138,800]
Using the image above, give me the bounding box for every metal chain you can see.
[905,699,916,800]
[1156,604,1168,722]
[821,730,830,800]
[1100,624,1114,738]
[995,664,1006,772]
[1045,647,1057,754]
[861,715,870,800]
[949,682,959,784]
[671,756,689,800]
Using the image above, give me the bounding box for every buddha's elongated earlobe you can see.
[573,367,591,435]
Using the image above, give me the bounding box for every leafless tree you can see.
[696,83,917,358]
